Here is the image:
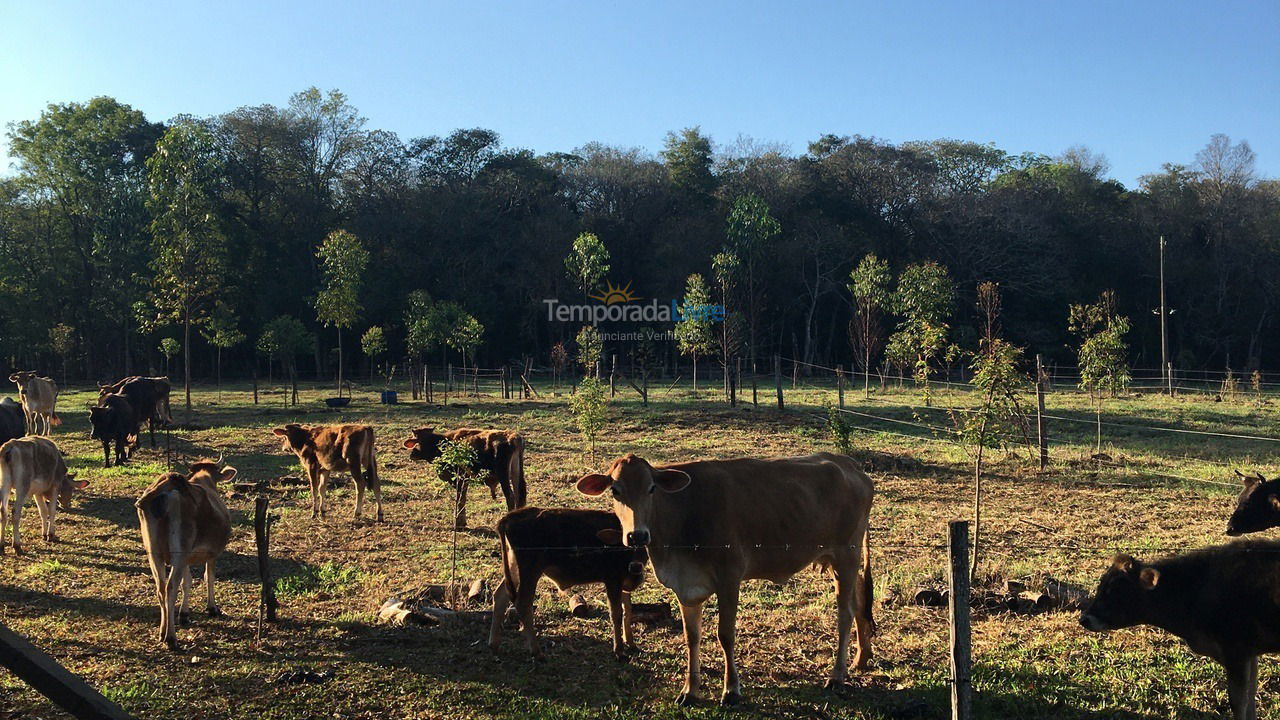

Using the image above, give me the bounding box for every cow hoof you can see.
[207,606,223,617]
[824,677,848,691]
[721,691,743,707]
[178,612,191,626]
[12,545,24,556]
[676,692,697,707]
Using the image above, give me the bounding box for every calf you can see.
[1080,541,1280,720]
[273,424,382,521]
[9,371,59,436]
[98,376,171,447]
[88,393,140,467]
[0,436,89,553]
[0,398,24,446]
[1226,470,1280,536]
[136,459,236,650]
[488,506,647,660]
[403,427,526,510]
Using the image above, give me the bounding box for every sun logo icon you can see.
[588,280,642,305]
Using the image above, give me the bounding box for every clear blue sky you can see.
[2,0,1277,187]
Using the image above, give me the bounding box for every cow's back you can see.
[311,424,373,470]
[0,399,23,444]
[652,453,872,580]
[1164,542,1280,655]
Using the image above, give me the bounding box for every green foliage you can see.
[887,262,955,402]
[431,438,481,486]
[48,323,75,357]
[849,253,892,376]
[315,229,368,330]
[661,126,715,197]
[960,338,1028,448]
[575,325,602,373]
[361,326,386,359]
[1069,290,1131,397]
[564,232,610,295]
[201,306,245,349]
[674,273,716,360]
[568,376,609,457]
[725,193,781,258]
[404,293,481,364]
[257,315,313,363]
[826,403,855,454]
[448,312,484,364]
[276,562,361,598]
[159,337,180,359]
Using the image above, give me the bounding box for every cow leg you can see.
[605,581,627,660]
[115,436,127,466]
[41,495,57,542]
[515,572,540,657]
[100,439,111,468]
[318,470,330,518]
[205,560,222,616]
[677,600,705,705]
[1224,656,1259,720]
[178,567,193,625]
[148,418,156,449]
[715,583,743,705]
[350,460,366,520]
[488,580,512,651]
[369,458,383,523]
[308,469,321,519]
[163,562,187,649]
[11,487,27,554]
[827,549,858,688]
[0,473,8,552]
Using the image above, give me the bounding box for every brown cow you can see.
[9,371,59,436]
[136,459,235,649]
[0,436,88,553]
[1081,541,1280,720]
[274,424,382,521]
[577,452,874,705]
[403,427,526,510]
[98,376,171,448]
[488,506,647,660]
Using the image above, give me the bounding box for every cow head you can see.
[1226,470,1280,536]
[9,371,36,388]
[88,405,113,440]
[576,454,691,548]
[189,458,238,488]
[1079,553,1159,632]
[272,424,311,454]
[402,427,445,462]
[58,473,90,510]
[597,527,649,591]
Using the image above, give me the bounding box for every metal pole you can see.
[948,521,973,720]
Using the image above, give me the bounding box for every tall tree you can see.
[848,253,891,397]
[886,262,954,404]
[565,232,611,296]
[146,120,228,421]
[661,127,716,200]
[674,274,717,392]
[725,193,781,371]
[315,229,369,394]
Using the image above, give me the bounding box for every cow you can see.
[0,398,24,447]
[8,371,59,436]
[136,459,236,650]
[1080,541,1280,720]
[1226,470,1280,537]
[0,436,89,553]
[88,393,140,468]
[273,424,382,522]
[403,427,526,510]
[98,376,171,448]
[576,452,875,706]
[488,506,647,660]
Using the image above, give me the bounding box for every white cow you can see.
[0,436,88,553]
[9,371,60,436]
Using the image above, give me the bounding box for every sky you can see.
[1,0,1277,188]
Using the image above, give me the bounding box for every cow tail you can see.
[497,521,519,598]
[0,443,13,528]
[510,437,527,508]
[858,524,875,637]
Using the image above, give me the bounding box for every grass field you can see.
[2,375,1278,719]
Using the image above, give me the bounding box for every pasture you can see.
[1,378,1276,719]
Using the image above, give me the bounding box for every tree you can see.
[201,306,244,399]
[1069,290,1132,450]
[575,325,603,377]
[48,324,75,385]
[448,312,484,377]
[361,326,387,385]
[569,376,609,460]
[887,262,954,404]
[661,127,716,199]
[725,193,781,371]
[315,229,369,395]
[712,252,746,404]
[565,232,610,296]
[159,337,180,376]
[848,253,891,397]
[674,274,717,392]
[146,120,228,421]
[259,315,313,405]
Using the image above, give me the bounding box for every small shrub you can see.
[568,376,609,458]
[826,403,854,454]
[276,562,361,598]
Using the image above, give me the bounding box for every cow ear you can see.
[1269,494,1280,512]
[596,528,623,545]
[576,473,613,496]
[403,438,418,449]
[7,374,17,383]
[1238,469,1261,487]
[654,469,692,493]
[72,478,89,489]
[1112,554,1135,573]
[1138,567,1160,590]
[220,466,238,483]
[271,427,287,437]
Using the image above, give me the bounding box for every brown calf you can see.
[274,424,382,521]
[0,436,88,553]
[136,459,236,650]
[489,506,647,660]
[403,427,526,510]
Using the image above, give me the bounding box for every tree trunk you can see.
[184,310,192,425]
[692,352,698,393]
[336,328,343,395]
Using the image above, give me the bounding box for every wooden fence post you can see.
[751,361,758,407]
[734,357,741,407]
[0,622,135,719]
[774,355,784,410]
[948,520,973,720]
[837,364,845,408]
[255,496,278,624]
[610,355,617,398]
[1036,354,1048,471]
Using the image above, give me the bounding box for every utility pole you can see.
[1158,235,1172,396]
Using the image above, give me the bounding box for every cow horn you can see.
[216,450,225,465]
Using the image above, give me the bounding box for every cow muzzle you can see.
[1078,612,1107,632]
[626,529,650,547]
